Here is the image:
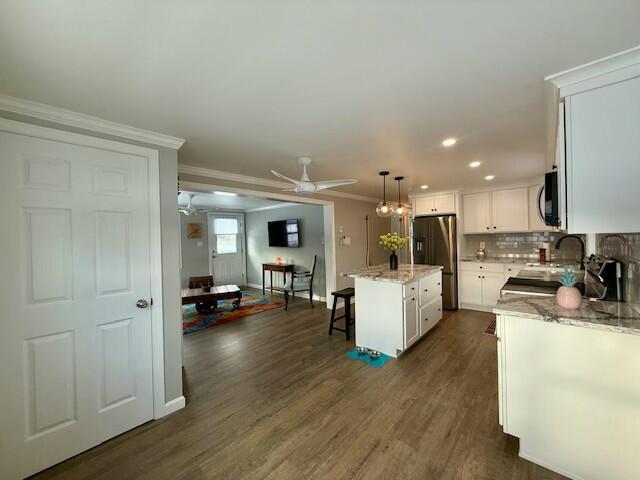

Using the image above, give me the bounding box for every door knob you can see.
[136,299,150,309]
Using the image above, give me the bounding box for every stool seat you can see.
[332,287,355,298]
[329,288,355,340]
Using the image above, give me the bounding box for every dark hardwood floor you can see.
[33,291,566,480]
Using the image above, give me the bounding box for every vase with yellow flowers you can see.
[379,232,407,270]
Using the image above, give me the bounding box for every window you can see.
[214,218,239,254]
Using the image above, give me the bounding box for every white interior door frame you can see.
[207,211,247,285]
[180,180,336,305]
[0,117,169,419]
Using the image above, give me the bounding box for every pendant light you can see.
[376,171,392,217]
[393,176,405,216]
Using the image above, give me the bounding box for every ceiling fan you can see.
[179,193,220,216]
[271,157,357,193]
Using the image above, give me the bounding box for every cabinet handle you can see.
[437,282,441,286]
[486,226,489,230]
[424,288,428,292]
[479,266,483,269]
[493,226,497,229]
[478,275,481,279]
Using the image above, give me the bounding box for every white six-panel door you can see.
[0,130,154,479]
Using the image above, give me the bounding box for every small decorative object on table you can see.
[379,232,407,270]
[556,266,582,309]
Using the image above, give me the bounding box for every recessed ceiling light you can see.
[213,191,237,197]
[420,185,429,190]
[485,175,495,181]
[442,137,457,147]
[469,161,481,168]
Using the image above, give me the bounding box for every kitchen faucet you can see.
[554,235,586,270]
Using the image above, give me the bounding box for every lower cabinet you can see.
[460,261,522,311]
[403,296,419,348]
[402,271,443,350]
[420,298,443,336]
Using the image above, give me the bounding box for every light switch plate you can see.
[197,240,204,247]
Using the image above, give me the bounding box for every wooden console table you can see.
[262,263,295,295]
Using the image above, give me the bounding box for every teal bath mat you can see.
[346,347,392,368]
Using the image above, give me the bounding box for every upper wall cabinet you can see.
[547,46,640,233]
[413,192,455,216]
[463,188,528,233]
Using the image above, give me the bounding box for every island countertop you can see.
[342,263,442,284]
[494,294,640,336]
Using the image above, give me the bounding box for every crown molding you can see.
[545,45,640,97]
[178,164,381,203]
[244,202,299,213]
[0,94,185,150]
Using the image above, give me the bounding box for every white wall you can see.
[179,212,210,288]
[245,204,326,296]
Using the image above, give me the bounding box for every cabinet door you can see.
[567,76,640,233]
[460,271,483,305]
[403,296,419,348]
[503,264,526,283]
[491,188,528,232]
[481,272,505,306]
[419,298,443,336]
[433,194,455,214]
[462,192,491,233]
[528,184,552,232]
[413,196,434,216]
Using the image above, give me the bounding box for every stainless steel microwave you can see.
[541,171,560,227]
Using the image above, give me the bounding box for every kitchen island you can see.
[494,294,640,480]
[343,264,443,357]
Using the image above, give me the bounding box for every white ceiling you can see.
[178,190,296,212]
[1,2,639,198]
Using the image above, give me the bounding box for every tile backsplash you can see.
[463,232,584,263]
[597,233,640,308]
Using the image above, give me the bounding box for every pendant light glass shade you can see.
[376,171,392,217]
[393,176,405,216]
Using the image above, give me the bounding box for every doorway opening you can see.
[178,186,334,337]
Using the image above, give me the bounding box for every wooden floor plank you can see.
[31,289,567,480]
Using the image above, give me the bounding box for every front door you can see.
[0,129,154,479]
[208,213,245,286]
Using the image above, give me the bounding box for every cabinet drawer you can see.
[420,298,443,336]
[403,280,419,298]
[460,261,504,273]
[419,274,442,305]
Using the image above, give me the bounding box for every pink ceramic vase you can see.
[556,286,582,309]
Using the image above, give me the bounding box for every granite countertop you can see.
[461,256,580,267]
[494,294,640,336]
[343,264,442,284]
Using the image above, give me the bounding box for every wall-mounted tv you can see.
[268,219,300,247]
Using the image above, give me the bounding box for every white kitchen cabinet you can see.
[503,263,526,282]
[460,261,508,310]
[462,192,491,233]
[460,271,483,305]
[491,188,528,232]
[403,296,419,348]
[413,192,455,216]
[481,272,505,306]
[564,75,640,233]
[353,268,442,357]
[527,184,553,232]
[419,298,442,336]
[463,188,528,233]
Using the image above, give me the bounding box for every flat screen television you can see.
[268,219,300,247]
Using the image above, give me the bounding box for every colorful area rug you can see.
[346,347,392,368]
[182,296,283,334]
[484,318,496,336]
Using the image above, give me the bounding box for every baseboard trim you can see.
[155,395,185,419]
[460,303,495,313]
[246,283,326,302]
[519,449,585,480]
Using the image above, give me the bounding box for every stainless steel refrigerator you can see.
[411,215,458,310]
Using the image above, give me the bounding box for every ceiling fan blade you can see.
[271,170,304,185]
[313,179,358,190]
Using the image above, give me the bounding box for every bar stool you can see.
[329,288,355,340]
